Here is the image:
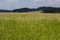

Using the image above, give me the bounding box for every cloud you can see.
[32,0,40,2]
[0,0,60,10]
[4,0,19,3]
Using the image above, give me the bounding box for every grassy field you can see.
[0,12,60,40]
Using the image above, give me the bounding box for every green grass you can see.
[0,12,60,40]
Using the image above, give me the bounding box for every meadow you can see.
[0,12,60,40]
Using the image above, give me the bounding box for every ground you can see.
[0,12,60,40]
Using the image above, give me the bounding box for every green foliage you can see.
[0,18,60,40]
[0,13,60,40]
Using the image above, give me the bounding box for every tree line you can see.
[0,7,60,13]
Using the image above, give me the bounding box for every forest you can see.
[0,7,60,13]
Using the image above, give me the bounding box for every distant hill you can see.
[38,7,60,13]
[0,7,60,13]
[0,10,11,12]
[13,8,37,12]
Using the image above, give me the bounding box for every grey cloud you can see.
[0,0,60,10]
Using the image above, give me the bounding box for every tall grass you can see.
[0,12,60,40]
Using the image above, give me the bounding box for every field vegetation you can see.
[0,12,60,40]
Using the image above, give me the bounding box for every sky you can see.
[0,0,60,10]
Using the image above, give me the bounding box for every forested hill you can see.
[0,7,60,13]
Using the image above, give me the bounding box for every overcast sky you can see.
[0,0,60,10]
